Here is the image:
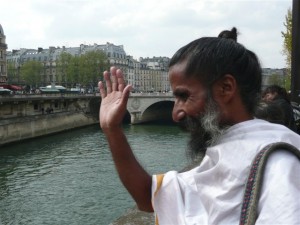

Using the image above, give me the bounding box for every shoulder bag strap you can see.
[239,142,300,225]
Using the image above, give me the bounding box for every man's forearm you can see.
[103,127,153,212]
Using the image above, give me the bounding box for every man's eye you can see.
[177,93,189,100]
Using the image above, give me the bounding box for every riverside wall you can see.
[110,207,154,225]
[0,93,101,146]
[0,112,98,146]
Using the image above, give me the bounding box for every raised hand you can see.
[98,67,153,212]
[98,66,132,131]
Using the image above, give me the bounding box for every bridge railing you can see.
[0,93,99,100]
[0,91,172,100]
[130,92,173,97]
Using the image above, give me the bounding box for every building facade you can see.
[6,41,171,92]
[6,42,128,87]
[0,24,7,83]
[126,56,170,93]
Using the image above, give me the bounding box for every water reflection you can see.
[0,125,188,225]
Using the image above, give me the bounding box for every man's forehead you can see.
[169,60,188,74]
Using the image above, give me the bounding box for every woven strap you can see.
[239,142,300,225]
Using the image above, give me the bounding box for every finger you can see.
[116,69,125,92]
[98,81,106,98]
[110,67,118,91]
[103,70,112,93]
[121,84,132,105]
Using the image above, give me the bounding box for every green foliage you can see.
[20,61,43,87]
[269,73,285,86]
[6,62,19,84]
[56,52,74,87]
[56,50,108,88]
[281,8,292,69]
[281,8,292,93]
[79,50,108,87]
[284,70,291,91]
[268,71,291,92]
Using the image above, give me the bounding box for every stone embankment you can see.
[0,112,98,146]
[110,207,154,225]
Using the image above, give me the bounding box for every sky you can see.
[0,0,292,68]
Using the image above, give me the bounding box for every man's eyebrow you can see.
[173,89,188,96]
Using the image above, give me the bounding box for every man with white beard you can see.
[98,28,300,225]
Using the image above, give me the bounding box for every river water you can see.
[0,124,189,225]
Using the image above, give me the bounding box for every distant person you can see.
[262,85,297,131]
[255,101,285,125]
[98,28,300,224]
[46,107,50,114]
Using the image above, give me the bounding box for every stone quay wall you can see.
[0,112,98,146]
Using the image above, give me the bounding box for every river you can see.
[0,124,189,225]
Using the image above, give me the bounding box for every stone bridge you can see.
[0,93,176,125]
[126,93,175,124]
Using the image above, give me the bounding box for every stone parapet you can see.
[110,207,154,225]
[0,112,98,146]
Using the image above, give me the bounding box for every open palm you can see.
[99,67,131,130]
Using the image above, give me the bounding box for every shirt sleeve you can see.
[151,171,188,225]
[256,149,300,224]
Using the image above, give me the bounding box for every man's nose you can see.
[172,104,186,122]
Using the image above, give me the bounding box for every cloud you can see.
[1,0,292,68]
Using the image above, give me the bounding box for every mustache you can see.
[178,116,200,132]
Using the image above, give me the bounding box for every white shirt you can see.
[152,119,300,225]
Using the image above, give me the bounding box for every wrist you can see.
[101,125,123,135]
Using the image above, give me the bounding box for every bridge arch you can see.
[94,93,175,124]
[127,94,175,124]
[141,101,174,124]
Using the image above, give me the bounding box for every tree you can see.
[269,73,285,86]
[56,52,74,87]
[57,54,80,87]
[70,56,80,87]
[78,50,108,91]
[282,8,292,68]
[6,62,19,84]
[281,8,292,91]
[56,50,108,90]
[20,61,43,89]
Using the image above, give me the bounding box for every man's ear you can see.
[212,74,237,103]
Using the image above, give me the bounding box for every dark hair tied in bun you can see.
[218,27,238,42]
